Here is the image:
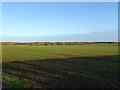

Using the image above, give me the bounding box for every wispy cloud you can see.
[2,0,119,2]
[2,30,118,42]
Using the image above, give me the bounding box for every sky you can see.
[1,2,118,42]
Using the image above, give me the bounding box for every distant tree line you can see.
[0,42,119,46]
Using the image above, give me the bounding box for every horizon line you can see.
[0,41,119,43]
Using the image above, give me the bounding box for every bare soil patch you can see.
[51,54,80,58]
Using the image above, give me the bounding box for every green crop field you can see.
[2,44,119,88]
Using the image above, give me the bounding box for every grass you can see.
[2,44,118,62]
[2,75,31,88]
[2,44,119,88]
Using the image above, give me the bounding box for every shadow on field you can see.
[2,55,119,88]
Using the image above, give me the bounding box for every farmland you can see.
[2,44,119,88]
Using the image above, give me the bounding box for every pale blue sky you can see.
[2,2,118,42]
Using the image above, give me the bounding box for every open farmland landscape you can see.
[2,43,119,88]
[2,2,118,89]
